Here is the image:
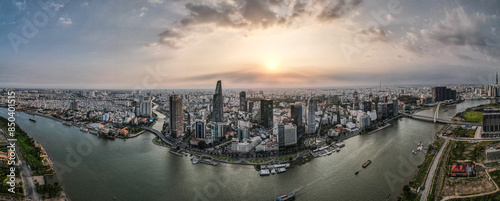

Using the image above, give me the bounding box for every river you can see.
[0,99,491,201]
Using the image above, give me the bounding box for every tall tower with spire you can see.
[213,80,223,122]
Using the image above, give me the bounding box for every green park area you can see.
[0,117,53,176]
[455,103,500,122]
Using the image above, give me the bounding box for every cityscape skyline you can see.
[1,0,500,89]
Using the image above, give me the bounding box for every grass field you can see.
[463,111,483,122]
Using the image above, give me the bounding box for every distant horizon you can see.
[0,82,486,91]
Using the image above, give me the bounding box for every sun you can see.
[268,61,275,68]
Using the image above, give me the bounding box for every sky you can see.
[0,0,499,89]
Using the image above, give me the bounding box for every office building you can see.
[70,100,79,111]
[195,121,205,139]
[483,109,500,138]
[307,98,316,134]
[260,99,273,129]
[169,95,184,138]
[432,86,457,102]
[362,101,371,112]
[239,91,247,112]
[291,103,303,128]
[213,80,223,122]
[211,123,224,142]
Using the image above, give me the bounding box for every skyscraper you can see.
[139,95,152,117]
[195,121,205,139]
[239,91,247,112]
[213,80,223,122]
[260,99,273,129]
[70,100,79,111]
[169,95,184,138]
[307,98,316,134]
[432,86,457,102]
[291,103,303,128]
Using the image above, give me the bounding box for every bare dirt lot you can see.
[442,171,496,196]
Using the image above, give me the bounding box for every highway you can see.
[420,138,449,201]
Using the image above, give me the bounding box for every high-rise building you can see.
[432,86,457,102]
[169,95,184,138]
[237,128,249,142]
[247,101,254,112]
[195,121,205,139]
[278,124,298,149]
[139,96,152,117]
[362,101,371,112]
[239,91,247,112]
[290,103,303,128]
[70,100,79,111]
[213,80,223,122]
[211,123,224,142]
[483,109,500,138]
[392,99,399,116]
[260,99,273,129]
[353,91,359,110]
[307,98,316,134]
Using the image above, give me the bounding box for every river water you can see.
[0,100,490,201]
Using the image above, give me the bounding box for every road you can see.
[17,147,41,201]
[420,138,449,201]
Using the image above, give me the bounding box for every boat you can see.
[89,130,98,134]
[412,149,418,155]
[191,157,199,164]
[62,121,72,126]
[260,169,270,176]
[417,142,424,151]
[270,168,277,174]
[29,118,36,122]
[362,160,372,168]
[80,127,88,132]
[336,148,341,152]
[355,170,359,175]
[105,135,116,140]
[275,191,295,201]
[277,167,287,173]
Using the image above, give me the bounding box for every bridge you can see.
[141,126,174,146]
[401,113,481,126]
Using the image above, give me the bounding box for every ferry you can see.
[275,191,295,201]
[260,169,270,176]
[80,127,88,132]
[277,167,287,173]
[29,118,36,122]
[362,160,372,168]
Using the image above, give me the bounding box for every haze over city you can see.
[1,0,499,89]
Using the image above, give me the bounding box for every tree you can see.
[198,141,207,149]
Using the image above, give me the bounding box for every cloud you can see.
[359,26,391,42]
[421,6,500,58]
[58,17,72,25]
[139,7,149,17]
[317,0,362,22]
[157,0,364,48]
[148,0,163,6]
